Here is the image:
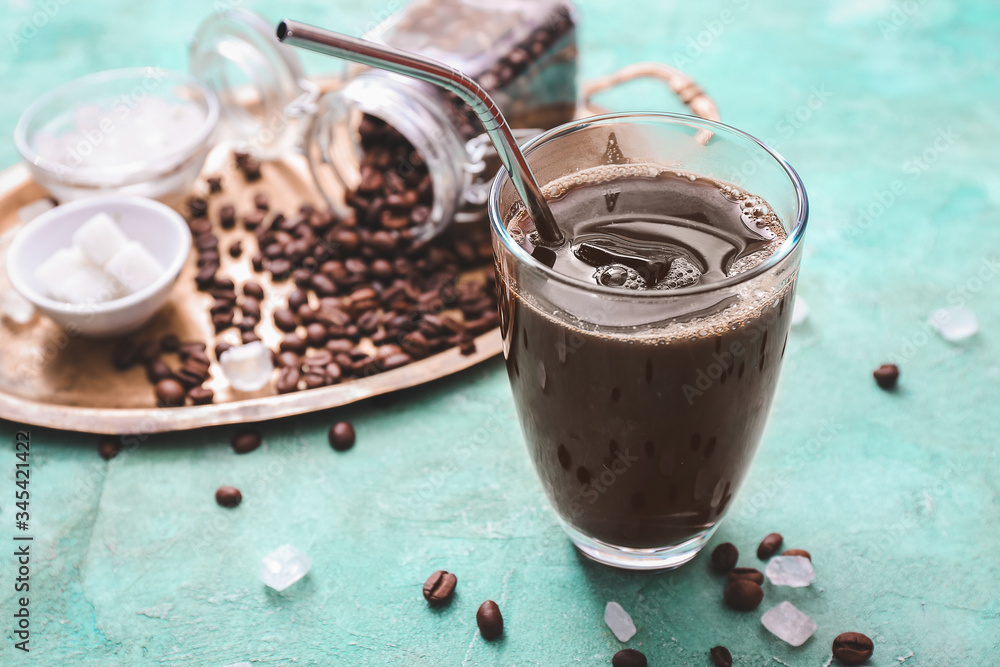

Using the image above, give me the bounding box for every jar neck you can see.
[309,73,472,240]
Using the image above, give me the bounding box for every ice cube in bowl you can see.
[6,195,191,337]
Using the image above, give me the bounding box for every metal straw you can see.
[276,19,563,245]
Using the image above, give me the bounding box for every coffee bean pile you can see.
[111,131,499,406]
[708,536,874,664]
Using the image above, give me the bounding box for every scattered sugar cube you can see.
[34,246,93,300]
[762,601,817,647]
[604,601,636,642]
[765,556,815,587]
[60,264,124,305]
[105,240,165,294]
[791,296,809,327]
[259,544,311,592]
[220,341,274,392]
[72,212,129,267]
[0,288,35,324]
[929,306,978,342]
[17,198,55,225]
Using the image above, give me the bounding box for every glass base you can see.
[561,522,719,571]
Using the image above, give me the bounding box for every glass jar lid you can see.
[189,8,316,159]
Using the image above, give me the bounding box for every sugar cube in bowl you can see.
[6,195,191,337]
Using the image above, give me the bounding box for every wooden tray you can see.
[0,154,502,435]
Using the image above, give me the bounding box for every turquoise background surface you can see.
[2,0,999,664]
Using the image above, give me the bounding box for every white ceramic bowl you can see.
[6,196,191,337]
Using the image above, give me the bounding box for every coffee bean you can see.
[270,258,292,280]
[757,532,783,559]
[280,333,308,354]
[306,323,328,346]
[238,154,262,181]
[723,579,763,611]
[832,632,874,664]
[219,204,236,229]
[381,352,411,370]
[476,600,503,640]
[212,312,234,332]
[711,542,739,573]
[311,274,337,296]
[254,193,270,210]
[244,211,265,230]
[231,430,261,454]
[188,386,214,405]
[401,330,431,359]
[303,372,326,388]
[97,436,121,460]
[709,645,732,667]
[328,421,356,451]
[422,570,457,604]
[782,548,812,560]
[155,378,186,407]
[187,196,208,218]
[146,359,173,383]
[159,333,180,353]
[612,649,647,667]
[229,240,243,258]
[873,363,899,390]
[274,309,297,332]
[206,175,223,193]
[215,486,242,508]
[241,331,261,344]
[276,366,301,393]
[727,567,765,586]
[277,351,301,368]
[243,281,265,300]
[288,288,308,312]
[195,234,219,251]
[196,264,217,290]
[251,253,264,271]
[325,362,343,384]
[178,341,208,357]
[111,338,138,369]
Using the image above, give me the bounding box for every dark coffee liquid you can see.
[499,168,795,549]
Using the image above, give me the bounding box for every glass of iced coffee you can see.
[488,113,808,570]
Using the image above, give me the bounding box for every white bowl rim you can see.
[13,66,219,185]
[6,195,192,316]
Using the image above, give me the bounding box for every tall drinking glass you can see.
[489,113,808,570]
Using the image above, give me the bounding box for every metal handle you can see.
[582,62,720,144]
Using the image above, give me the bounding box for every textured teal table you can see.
[2,1,999,664]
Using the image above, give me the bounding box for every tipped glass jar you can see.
[190,2,578,240]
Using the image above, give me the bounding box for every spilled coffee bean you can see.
[727,567,765,586]
[476,600,503,640]
[711,542,739,573]
[215,486,242,508]
[723,579,764,612]
[873,363,899,390]
[782,548,811,560]
[97,436,121,461]
[422,570,457,604]
[612,648,647,667]
[832,632,874,664]
[231,430,262,455]
[757,532,783,559]
[328,421,356,451]
[709,645,733,667]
